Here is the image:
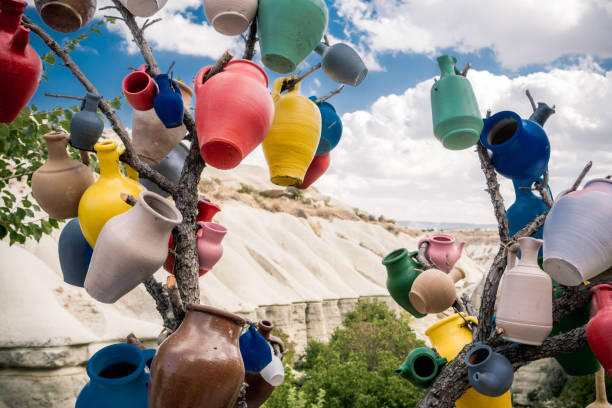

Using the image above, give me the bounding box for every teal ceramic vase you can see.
[382,249,426,318]
[395,347,447,388]
[431,55,483,150]
[257,0,328,74]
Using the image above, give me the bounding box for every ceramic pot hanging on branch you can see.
[78,141,144,246]
[31,132,95,219]
[257,0,328,74]
[417,233,465,272]
[309,96,343,156]
[132,80,192,165]
[496,237,552,345]
[70,92,104,151]
[203,0,257,36]
[196,221,227,272]
[76,343,155,408]
[465,342,514,398]
[195,60,274,170]
[480,110,550,181]
[118,0,167,17]
[543,178,612,286]
[153,74,184,128]
[506,178,550,240]
[296,152,330,190]
[0,0,42,123]
[263,77,321,186]
[587,284,612,376]
[58,218,93,287]
[34,0,96,33]
[381,249,426,318]
[123,66,158,111]
[239,324,273,374]
[85,191,182,303]
[395,347,447,388]
[140,142,188,198]
[149,304,246,408]
[409,267,465,314]
[314,42,368,86]
[425,314,512,408]
[164,199,221,275]
[430,55,482,150]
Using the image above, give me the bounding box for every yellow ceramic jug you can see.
[426,314,512,408]
[78,141,144,246]
[262,76,321,186]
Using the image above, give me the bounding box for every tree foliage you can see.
[263,300,425,408]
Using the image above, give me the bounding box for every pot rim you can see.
[465,343,493,368]
[584,178,612,190]
[382,248,408,265]
[138,191,183,225]
[86,343,145,386]
[430,233,455,243]
[480,110,522,150]
[197,221,227,234]
[186,303,246,326]
[425,313,478,337]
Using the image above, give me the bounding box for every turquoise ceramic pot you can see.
[309,96,342,156]
[258,0,328,74]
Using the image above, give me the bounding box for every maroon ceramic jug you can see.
[245,320,286,407]
[195,59,274,170]
[0,0,42,123]
[164,199,221,275]
[587,284,612,376]
[149,303,246,408]
[297,152,330,190]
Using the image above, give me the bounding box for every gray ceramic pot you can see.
[85,191,182,303]
[70,93,104,152]
[140,142,189,197]
[315,42,368,86]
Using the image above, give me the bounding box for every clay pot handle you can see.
[417,237,431,248]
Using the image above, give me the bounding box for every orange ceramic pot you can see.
[195,59,274,170]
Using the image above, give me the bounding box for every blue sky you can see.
[24,0,612,223]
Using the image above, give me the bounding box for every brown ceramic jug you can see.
[131,80,193,164]
[31,132,94,219]
[34,0,96,33]
[409,267,465,314]
[149,303,246,408]
[245,320,285,408]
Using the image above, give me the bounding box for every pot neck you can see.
[133,192,182,233]
[512,179,539,199]
[95,142,123,179]
[225,59,269,87]
[592,285,612,311]
[197,222,227,243]
[196,200,221,223]
[82,93,101,112]
[256,320,274,340]
[314,42,328,56]
[0,0,25,34]
[43,132,70,161]
[528,102,555,127]
[383,249,419,276]
[437,55,457,77]
[181,303,245,341]
[517,237,542,267]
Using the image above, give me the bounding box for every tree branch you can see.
[44,93,85,101]
[143,276,174,329]
[22,15,178,196]
[526,89,537,112]
[417,241,435,270]
[460,62,471,77]
[242,16,258,60]
[533,171,554,208]
[281,63,322,92]
[315,84,345,104]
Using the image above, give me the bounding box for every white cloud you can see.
[297,65,612,223]
[334,0,612,70]
[98,0,241,59]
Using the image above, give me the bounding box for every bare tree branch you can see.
[533,171,554,208]
[44,93,84,101]
[460,62,471,77]
[142,18,162,31]
[143,276,174,329]
[281,63,322,92]
[315,85,345,104]
[416,241,435,270]
[571,160,593,191]
[526,89,537,112]
[243,16,258,60]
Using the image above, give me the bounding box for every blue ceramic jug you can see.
[58,218,93,287]
[239,324,273,373]
[309,96,343,156]
[480,111,550,181]
[70,93,104,151]
[465,342,514,397]
[140,142,188,198]
[76,343,155,408]
[507,179,550,239]
[529,102,555,127]
[153,74,184,129]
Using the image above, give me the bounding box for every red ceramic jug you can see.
[122,65,158,111]
[587,284,612,376]
[194,59,274,170]
[0,0,42,123]
[297,152,330,190]
[164,199,221,275]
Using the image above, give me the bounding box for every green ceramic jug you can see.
[430,55,483,150]
[550,282,601,376]
[395,347,447,388]
[257,0,328,74]
[382,249,426,318]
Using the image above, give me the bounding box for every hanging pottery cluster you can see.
[382,233,466,318]
[0,0,42,124]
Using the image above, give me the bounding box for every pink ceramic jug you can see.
[418,234,466,272]
[197,221,227,272]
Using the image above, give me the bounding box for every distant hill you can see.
[399,220,498,231]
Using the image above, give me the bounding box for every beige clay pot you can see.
[132,80,193,164]
[409,267,466,314]
[203,0,258,36]
[31,132,94,219]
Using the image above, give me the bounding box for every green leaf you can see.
[0,225,6,240]
[31,225,42,241]
[41,219,52,234]
[31,104,38,112]
[110,98,121,110]
[15,208,26,221]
